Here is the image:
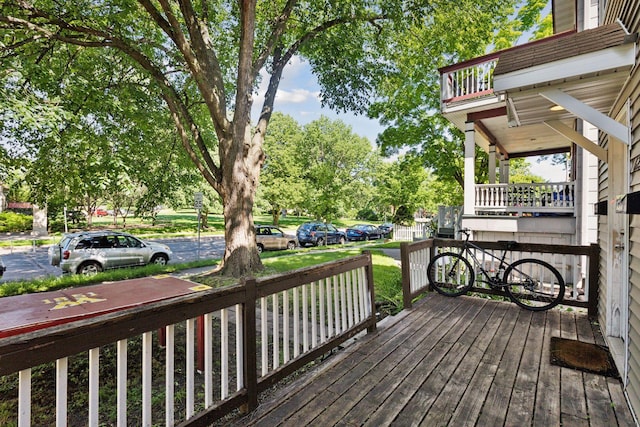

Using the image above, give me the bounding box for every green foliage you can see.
[297,116,377,222]
[375,155,434,218]
[508,158,545,184]
[392,205,414,226]
[0,211,32,232]
[356,208,380,221]
[259,113,307,224]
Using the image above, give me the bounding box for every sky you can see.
[252,54,567,183]
[252,56,384,143]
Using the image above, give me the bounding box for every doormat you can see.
[550,337,619,379]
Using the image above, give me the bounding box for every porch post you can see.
[464,121,475,215]
[499,156,510,184]
[488,145,496,184]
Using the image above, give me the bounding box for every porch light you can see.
[550,105,565,111]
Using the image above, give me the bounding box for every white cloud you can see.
[276,88,320,104]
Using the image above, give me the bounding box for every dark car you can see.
[379,222,393,238]
[296,222,346,247]
[0,256,5,277]
[345,224,384,241]
[255,225,298,253]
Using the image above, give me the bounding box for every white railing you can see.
[0,254,376,426]
[392,220,432,241]
[475,182,575,215]
[441,56,498,102]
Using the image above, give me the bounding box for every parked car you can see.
[345,224,384,241]
[48,231,173,275]
[296,222,346,247]
[94,208,109,217]
[255,225,297,253]
[0,256,5,277]
[379,222,393,238]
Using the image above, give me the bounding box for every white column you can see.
[488,145,496,184]
[500,156,510,184]
[464,121,476,215]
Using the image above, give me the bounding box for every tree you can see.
[0,0,426,277]
[375,155,430,220]
[298,116,375,222]
[1,1,546,276]
[259,112,305,225]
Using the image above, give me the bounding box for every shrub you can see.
[0,211,32,232]
[356,208,379,221]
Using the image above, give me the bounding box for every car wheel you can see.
[151,254,169,265]
[257,244,264,253]
[78,261,102,276]
[287,241,296,250]
[316,237,324,246]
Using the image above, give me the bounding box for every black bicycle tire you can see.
[427,252,475,297]
[503,258,565,311]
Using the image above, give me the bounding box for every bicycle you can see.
[427,229,565,311]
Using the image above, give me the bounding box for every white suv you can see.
[48,231,173,275]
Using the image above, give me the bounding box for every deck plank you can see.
[533,308,562,427]
[503,310,546,425]
[474,308,534,426]
[229,294,634,427]
[560,312,589,425]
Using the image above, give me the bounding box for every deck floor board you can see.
[232,294,635,427]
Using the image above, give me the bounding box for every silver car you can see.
[48,231,173,275]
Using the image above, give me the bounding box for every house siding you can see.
[628,58,640,418]
[604,0,640,417]
[597,133,610,326]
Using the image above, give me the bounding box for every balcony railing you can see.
[0,254,376,426]
[475,182,575,215]
[440,55,499,104]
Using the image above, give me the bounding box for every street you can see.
[0,235,226,283]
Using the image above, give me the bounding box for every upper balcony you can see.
[439,24,636,160]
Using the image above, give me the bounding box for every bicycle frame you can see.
[451,232,512,288]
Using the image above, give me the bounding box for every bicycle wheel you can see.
[427,252,475,297]
[503,258,565,311]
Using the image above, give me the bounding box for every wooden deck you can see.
[232,294,635,426]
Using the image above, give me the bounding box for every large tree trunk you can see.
[218,128,265,277]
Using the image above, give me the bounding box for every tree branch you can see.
[174,0,230,138]
[252,0,298,79]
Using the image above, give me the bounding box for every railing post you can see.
[400,243,412,309]
[362,251,377,333]
[243,278,258,412]
[588,243,600,319]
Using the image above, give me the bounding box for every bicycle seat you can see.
[497,240,518,250]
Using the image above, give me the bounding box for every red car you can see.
[95,208,109,217]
